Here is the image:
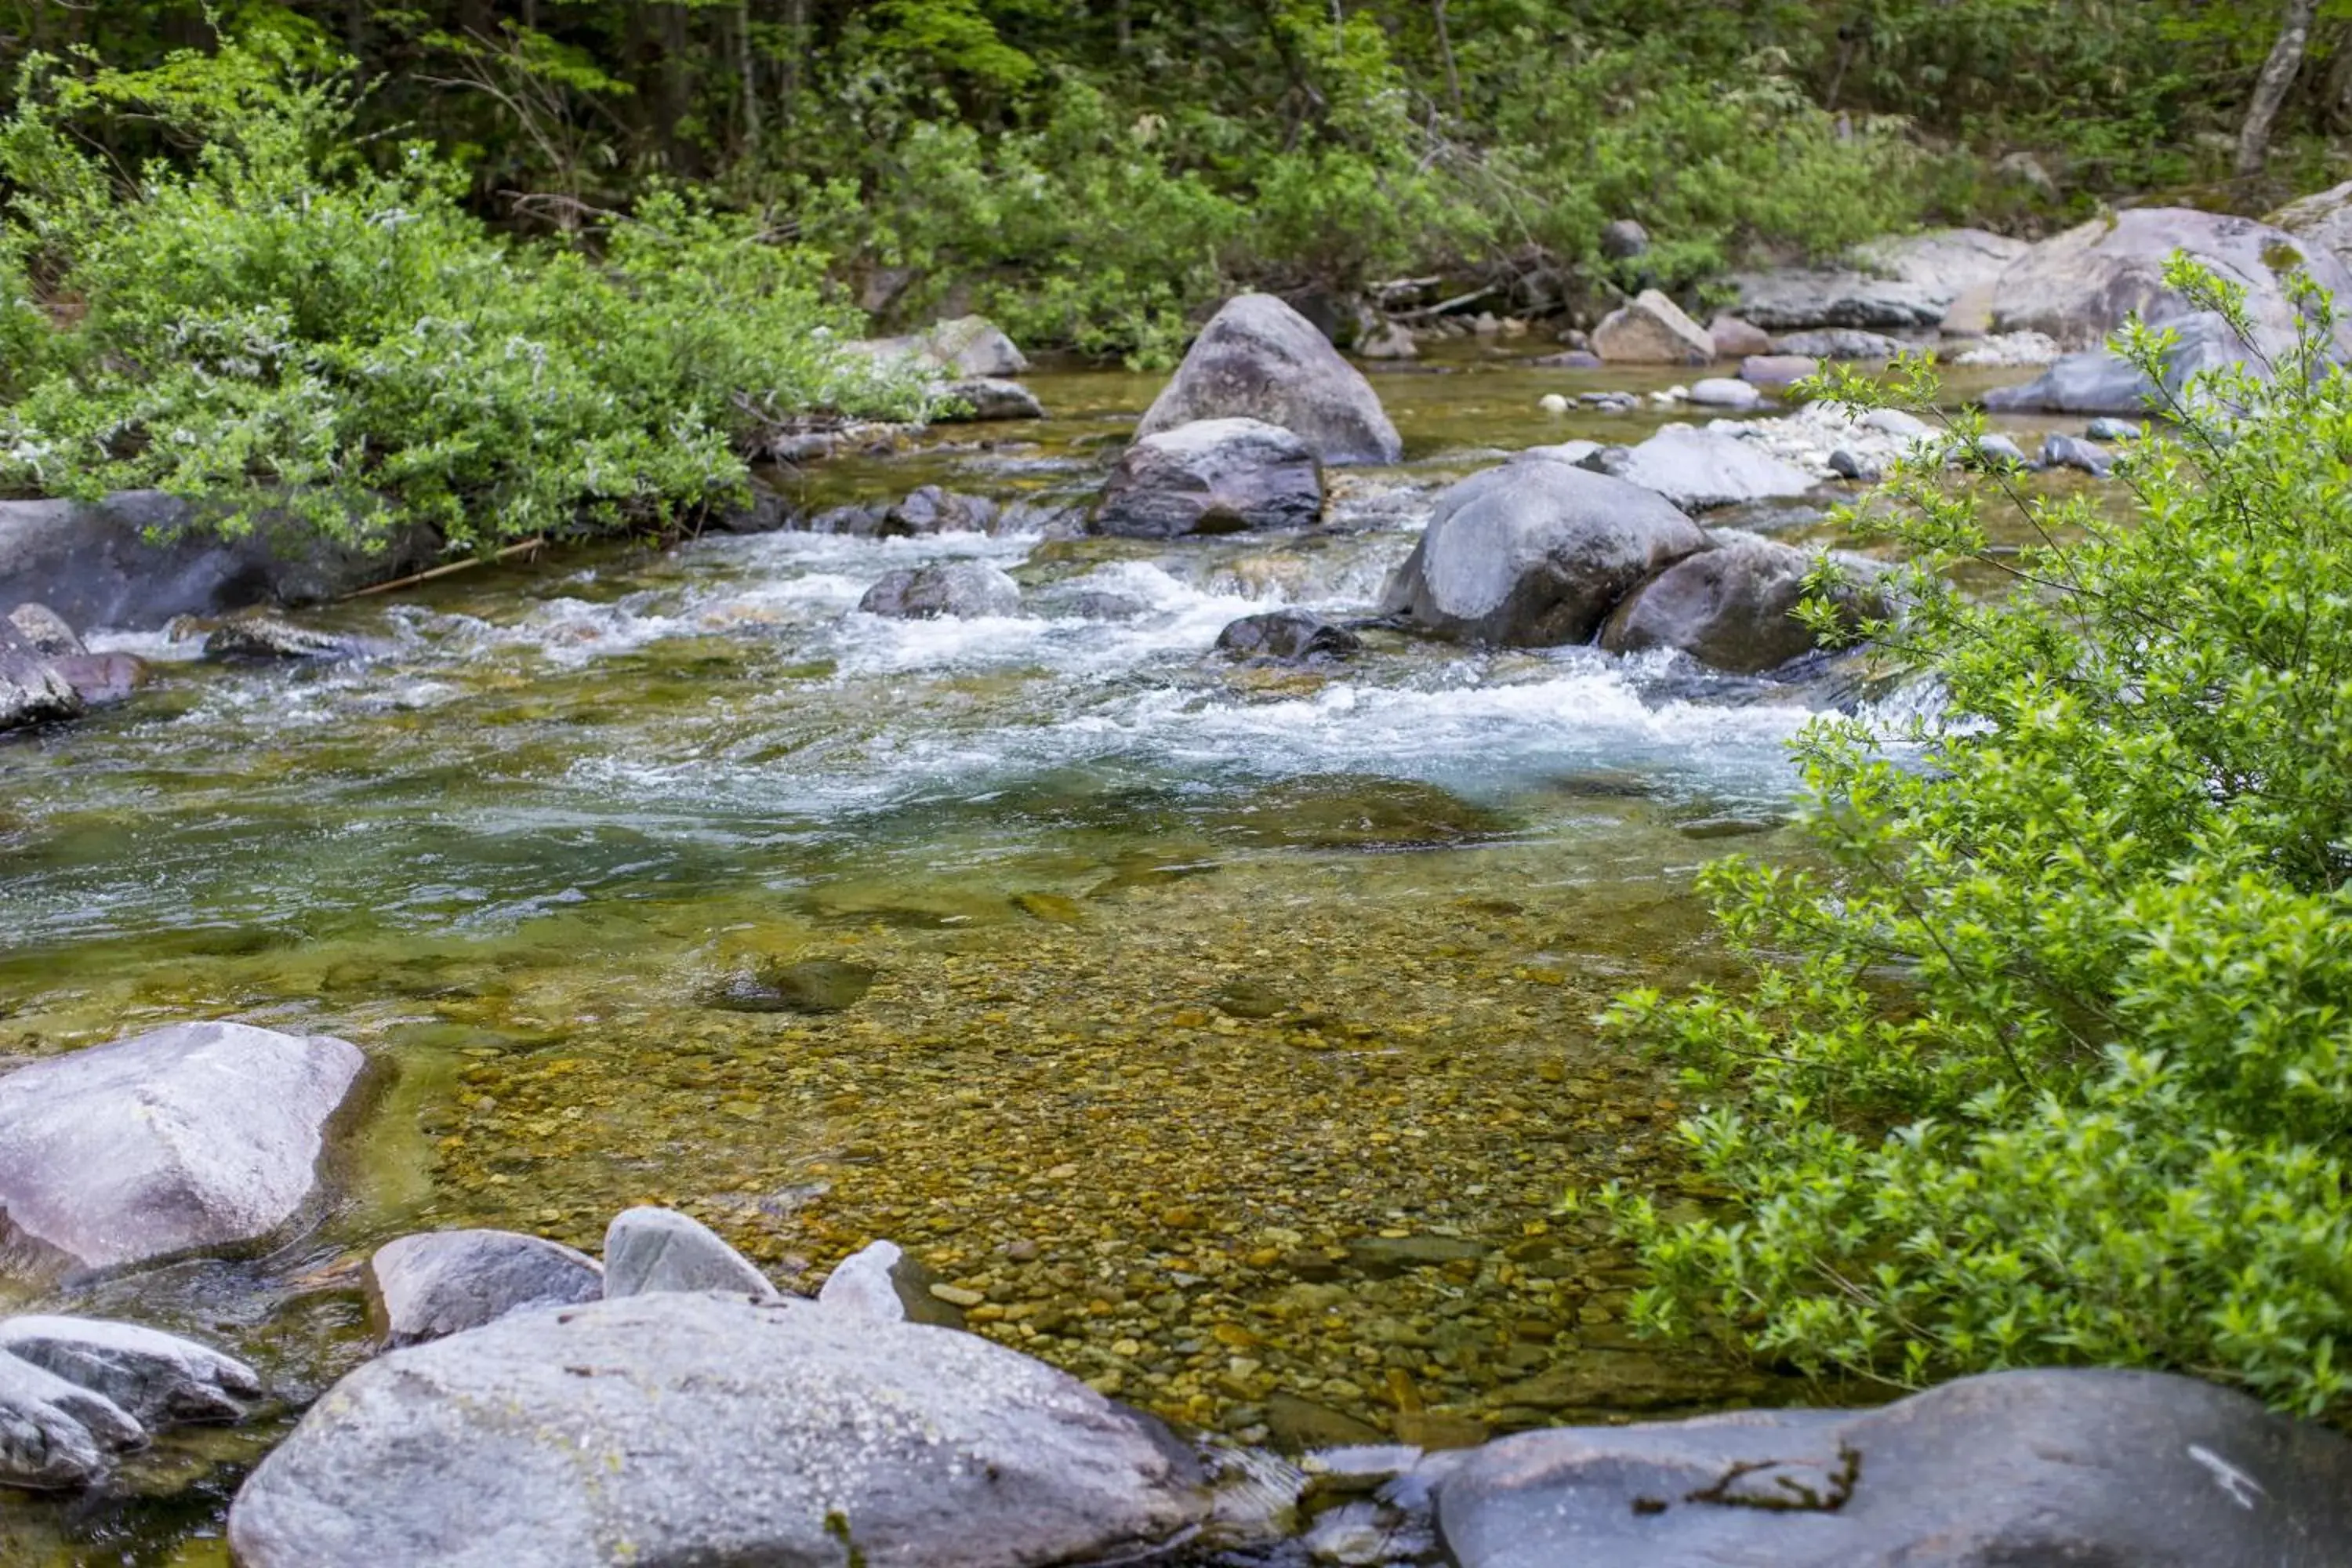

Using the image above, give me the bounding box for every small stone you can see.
[2086,416,2144,442]
[929,1283,986,1308]
[701,958,875,1014]
[365,1230,603,1347]
[1537,394,1569,414]
[1686,377,1761,410]
[601,1207,780,1301]
[2042,432,2114,477]
[1828,448,1881,482]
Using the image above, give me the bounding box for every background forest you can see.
[8,1,2352,361]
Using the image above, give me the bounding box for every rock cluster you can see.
[0,1317,262,1489]
[0,601,149,734]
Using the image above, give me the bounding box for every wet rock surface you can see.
[1215,608,1363,664]
[227,1291,1210,1568]
[816,1238,968,1328]
[1138,295,1403,465]
[1382,459,1707,646]
[0,1022,364,1281]
[1436,1368,2352,1568]
[1095,417,1325,538]
[1600,532,1843,674]
[938,376,1047,421]
[202,614,365,662]
[0,616,82,733]
[859,559,1025,619]
[365,1229,603,1346]
[0,1316,260,1490]
[1766,327,1907,361]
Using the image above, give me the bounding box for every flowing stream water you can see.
[0,346,2065,1563]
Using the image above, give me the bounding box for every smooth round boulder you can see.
[1686,377,1762,410]
[601,1207,780,1301]
[1435,1367,2352,1568]
[1136,295,1403,465]
[0,1022,364,1282]
[365,1230,603,1347]
[1739,354,1818,388]
[1601,532,1857,673]
[1213,608,1363,663]
[858,561,1023,620]
[227,1292,1209,1568]
[1590,289,1712,365]
[1094,418,1323,539]
[1381,461,1708,647]
[1708,315,1773,359]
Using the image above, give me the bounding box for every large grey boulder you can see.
[1382,460,1707,647]
[365,1230,603,1347]
[1990,207,2352,354]
[1436,1367,2352,1568]
[1094,418,1323,538]
[1137,295,1403,465]
[227,1292,1210,1568]
[858,561,1024,620]
[1594,426,1820,512]
[601,1207,780,1301]
[1601,532,1854,673]
[0,492,437,632]
[0,1022,365,1282]
[2268,180,2352,271]
[1590,289,1713,365]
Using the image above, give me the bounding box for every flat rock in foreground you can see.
[228,1291,1210,1568]
[1438,1367,2352,1568]
[0,1022,364,1282]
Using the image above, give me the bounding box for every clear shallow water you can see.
[0,343,2020,1563]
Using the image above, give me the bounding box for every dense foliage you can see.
[1591,267,2352,1418]
[5,3,2349,359]
[0,39,929,548]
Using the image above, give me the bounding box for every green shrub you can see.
[0,38,928,553]
[1588,263,2352,1419]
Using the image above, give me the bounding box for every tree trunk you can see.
[2237,0,2320,180]
[781,0,808,124]
[737,0,763,153]
[1432,0,1462,116]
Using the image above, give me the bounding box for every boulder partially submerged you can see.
[365,1230,604,1347]
[1601,532,1863,673]
[1094,418,1323,538]
[0,1316,261,1490]
[858,561,1024,619]
[1137,295,1403,465]
[1381,459,1708,646]
[0,1022,365,1283]
[227,1292,1210,1568]
[1591,425,1820,512]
